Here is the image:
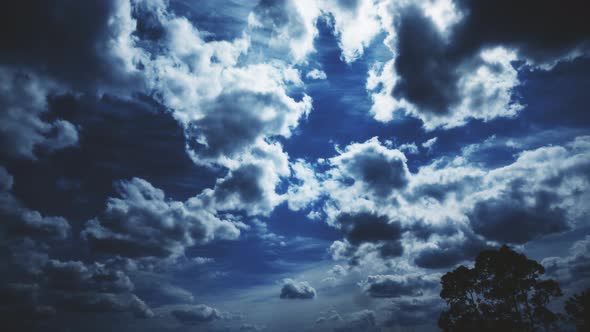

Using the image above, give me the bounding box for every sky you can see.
[0,0,589,331]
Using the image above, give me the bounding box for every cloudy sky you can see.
[1,0,589,331]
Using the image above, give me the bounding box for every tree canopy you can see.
[438,245,562,332]
[565,288,590,332]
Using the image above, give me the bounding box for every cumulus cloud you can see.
[306,68,327,80]
[82,177,240,259]
[0,0,143,91]
[293,135,590,270]
[334,309,379,332]
[413,231,492,269]
[384,296,444,327]
[468,190,569,244]
[171,304,221,324]
[43,260,134,294]
[0,166,70,241]
[543,236,590,289]
[321,0,384,63]
[0,68,78,159]
[0,283,55,323]
[330,137,409,199]
[279,279,317,299]
[330,212,404,264]
[58,293,153,318]
[362,274,437,298]
[366,0,589,129]
[200,158,286,216]
[249,0,320,63]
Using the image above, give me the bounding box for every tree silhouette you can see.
[438,245,562,332]
[565,288,590,332]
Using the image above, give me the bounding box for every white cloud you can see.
[288,135,590,269]
[306,68,327,80]
[421,137,438,151]
[367,47,523,130]
[320,0,384,63]
[82,178,241,259]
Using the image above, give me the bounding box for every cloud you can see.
[338,212,401,246]
[413,231,492,269]
[43,260,134,293]
[367,0,589,129]
[248,0,320,62]
[468,190,569,244]
[240,323,266,331]
[287,159,322,211]
[171,304,221,324]
[331,137,409,199]
[0,0,142,92]
[306,68,327,80]
[58,293,153,318]
[384,296,444,327]
[362,274,437,298]
[0,283,55,324]
[315,309,379,332]
[321,0,383,63]
[82,177,240,259]
[135,281,195,305]
[331,212,404,263]
[202,160,285,216]
[0,166,70,241]
[295,135,590,270]
[279,279,316,299]
[334,309,379,332]
[543,236,590,289]
[0,68,78,159]
[421,137,438,152]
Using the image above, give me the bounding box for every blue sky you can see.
[0,1,589,331]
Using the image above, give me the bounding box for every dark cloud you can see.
[171,304,221,324]
[186,91,298,162]
[391,0,590,115]
[451,0,590,64]
[0,0,140,91]
[43,260,134,294]
[469,190,569,244]
[333,310,379,332]
[213,164,265,207]
[543,236,590,289]
[333,140,410,199]
[58,293,153,318]
[363,275,437,298]
[315,310,342,325]
[383,297,443,328]
[393,6,459,114]
[338,212,402,246]
[346,148,409,197]
[414,231,492,269]
[279,279,316,299]
[0,283,56,327]
[134,281,194,305]
[0,166,70,241]
[4,93,218,222]
[0,68,78,160]
[334,212,404,262]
